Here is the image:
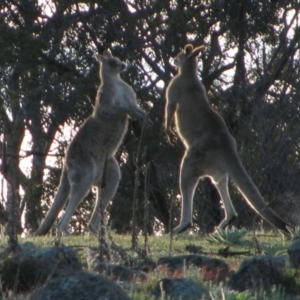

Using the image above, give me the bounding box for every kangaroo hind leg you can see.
[35,169,70,236]
[214,174,238,230]
[57,169,94,235]
[88,157,121,234]
[173,154,200,234]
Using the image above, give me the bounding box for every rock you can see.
[1,245,82,294]
[85,246,111,269]
[19,242,39,252]
[27,271,132,300]
[93,262,147,282]
[157,255,230,282]
[288,239,300,268]
[152,277,208,300]
[85,247,147,282]
[199,257,231,283]
[227,255,287,293]
[157,255,209,273]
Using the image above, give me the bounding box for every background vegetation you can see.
[0,0,300,237]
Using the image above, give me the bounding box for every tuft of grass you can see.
[263,284,299,300]
[210,288,254,300]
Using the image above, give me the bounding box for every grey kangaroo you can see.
[165,44,291,234]
[35,50,148,236]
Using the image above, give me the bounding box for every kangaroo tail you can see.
[226,156,292,233]
[35,169,70,236]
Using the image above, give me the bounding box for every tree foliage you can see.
[0,0,299,235]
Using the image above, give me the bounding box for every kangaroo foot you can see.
[216,215,237,231]
[172,222,192,234]
[88,223,100,235]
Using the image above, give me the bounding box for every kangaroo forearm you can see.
[100,105,131,116]
[99,105,147,123]
[165,115,171,130]
[129,107,147,120]
[165,101,176,130]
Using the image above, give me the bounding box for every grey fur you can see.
[35,50,148,236]
[165,44,291,234]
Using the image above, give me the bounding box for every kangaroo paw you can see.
[172,222,192,234]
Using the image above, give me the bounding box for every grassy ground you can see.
[0,229,298,299]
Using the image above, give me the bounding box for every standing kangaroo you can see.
[165,44,291,234]
[35,50,148,236]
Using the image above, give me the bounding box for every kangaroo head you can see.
[95,50,127,75]
[174,44,205,69]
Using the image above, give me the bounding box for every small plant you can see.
[208,227,249,246]
[286,225,300,240]
[260,243,286,256]
[263,285,297,300]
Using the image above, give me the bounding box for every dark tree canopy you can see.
[0,0,300,235]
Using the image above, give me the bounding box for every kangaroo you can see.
[165,44,292,234]
[35,50,149,236]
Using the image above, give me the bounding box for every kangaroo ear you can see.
[103,50,113,58]
[184,44,193,55]
[192,45,205,57]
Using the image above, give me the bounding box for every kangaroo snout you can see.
[121,62,127,70]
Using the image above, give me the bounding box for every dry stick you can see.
[98,152,110,261]
[143,162,151,254]
[131,115,148,250]
[250,197,284,252]
[131,164,140,249]
[169,196,174,256]
[54,229,63,247]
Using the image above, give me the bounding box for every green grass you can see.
[0,230,298,299]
